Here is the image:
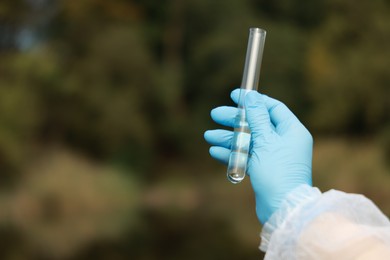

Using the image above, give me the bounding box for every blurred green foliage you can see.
[0,0,389,259]
[307,0,390,133]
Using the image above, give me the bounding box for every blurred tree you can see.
[0,0,158,177]
[0,0,387,176]
[0,0,29,51]
[0,53,46,182]
[306,0,390,134]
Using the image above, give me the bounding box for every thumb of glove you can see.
[245,91,274,141]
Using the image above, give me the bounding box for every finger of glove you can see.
[204,129,233,149]
[230,88,240,104]
[245,91,274,138]
[209,146,230,164]
[230,89,299,134]
[261,95,299,134]
[231,88,260,106]
[211,106,238,127]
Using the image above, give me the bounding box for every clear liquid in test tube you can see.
[227,27,266,184]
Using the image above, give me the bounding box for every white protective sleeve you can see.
[260,185,390,260]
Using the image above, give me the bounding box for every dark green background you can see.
[0,0,389,259]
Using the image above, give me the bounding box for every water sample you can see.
[227,27,266,184]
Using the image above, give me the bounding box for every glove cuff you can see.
[260,184,321,252]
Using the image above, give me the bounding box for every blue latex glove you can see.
[204,89,313,224]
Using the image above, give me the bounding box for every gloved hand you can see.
[204,89,313,224]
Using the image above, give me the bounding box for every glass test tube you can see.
[227,27,266,184]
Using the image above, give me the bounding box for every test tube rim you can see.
[249,27,266,35]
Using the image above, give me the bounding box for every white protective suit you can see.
[260,185,390,259]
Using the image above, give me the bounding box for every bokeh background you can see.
[0,0,389,259]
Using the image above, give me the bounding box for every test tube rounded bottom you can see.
[227,152,247,184]
[226,127,250,184]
